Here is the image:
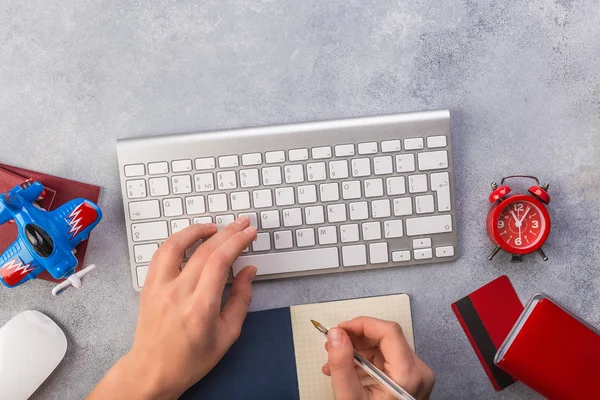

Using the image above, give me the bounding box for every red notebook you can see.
[0,164,101,283]
[494,294,600,399]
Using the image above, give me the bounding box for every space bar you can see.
[232,248,340,277]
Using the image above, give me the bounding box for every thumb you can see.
[327,328,364,400]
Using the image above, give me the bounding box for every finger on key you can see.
[145,223,217,288]
[193,224,257,314]
[181,216,251,290]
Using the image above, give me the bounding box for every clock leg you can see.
[537,247,548,261]
[488,245,502,260]
[511,254,523,262]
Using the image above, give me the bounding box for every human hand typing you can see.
[322,317,435,400]
[88,217,257,399]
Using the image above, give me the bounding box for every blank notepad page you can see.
[290,294,414,400]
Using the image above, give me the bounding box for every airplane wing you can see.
[0,239,44,288]
[49,199,102,248]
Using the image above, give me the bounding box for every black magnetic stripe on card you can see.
[454,296,516,389]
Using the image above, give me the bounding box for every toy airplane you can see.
[0,180,102,294]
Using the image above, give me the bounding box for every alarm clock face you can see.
[493,195,550,253]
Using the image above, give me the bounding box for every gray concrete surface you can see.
[1,0,599,398]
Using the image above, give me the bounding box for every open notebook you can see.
[182,294,413,400]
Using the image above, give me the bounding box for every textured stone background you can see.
[1,0,599,398]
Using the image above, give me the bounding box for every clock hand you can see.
[510,210,519,222]
[519,207,531,224]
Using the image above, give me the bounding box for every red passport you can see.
[494,294,600,399]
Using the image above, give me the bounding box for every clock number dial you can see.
[497,200,545,250]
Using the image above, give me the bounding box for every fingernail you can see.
[243,226,256,235]
[235,215,249,225]
[328,328,343,348]
[207,223,217,229]
[249,267,257,281]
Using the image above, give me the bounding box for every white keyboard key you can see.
[335,144,355,157]
[305,206,325,225]
[393,197,413,216]
[242,153,262,166]
[373,156,393,175]
[137,266,149,287]
[349,201,369,221]
[364,178,384,198]
[284,165,304,184]
[185,196,206,215]
[307,162,327,181]
[408,174,428,193]
[427,135,447,148]
[342,181,361,200]
[134,243,158,263]
[430,172,452,212]
[297,185,317,204]
[327,204,347,223]
[149,177,169,196]
[340,224,360,243]
[358,142,378,155]
[274,230,293,249]
[237,212,258,228]
[230,191,251,210]
[369,242,389,264]
[262,167,282,186]
[240,169,260,188]
[232,247,339,276]
[317,226,338,245]
[194,173,215,192]
[252,232,271,251]
[342,244,367,266]
[172,175,192,194]
[404,138,424,150]
[195,157,216,170]
[275,187,295,206]
[125,164,145,177]
[371,199,391,218]
[414,248,433,260]
[392,250,411,262]
[436,245,455,258]
[163,198,184,217]
[415,195,435,214]
[252,189,273,208]
[329,160,349,179]
[384,220,403,238]
[193,216,213,224]
[260,210,280,229]
[217,171,237,190]
[405,214,453,236]
[288,148,309,161]
[171,218,190,234]
[296,228,316,247]
[320,183,339,202]
[396,154,416,173]
[132,221,168,242]
[351,158,371,177]
[129,200,160,220]
[172,159,192,172]
[362,222,381,241]
[126,179,147,199]
[218,155,239,168]
[418,150,448,171]
[381,140,401,152]
[208,193,228,213]
[283,208,303,227]
[312,146,332,159]
[386,177,405,196]
[265,151,285,164]
[148,161,169,175]
[413,238,432,249]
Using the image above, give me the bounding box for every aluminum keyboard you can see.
[117,110,458,291]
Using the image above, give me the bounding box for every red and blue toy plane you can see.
[0,180,102,291]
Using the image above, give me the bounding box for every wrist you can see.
[120,350,181,399]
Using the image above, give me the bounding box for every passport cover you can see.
[494,295,600,399]
[452,275,524,390]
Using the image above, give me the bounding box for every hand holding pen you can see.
[319,317,435,400]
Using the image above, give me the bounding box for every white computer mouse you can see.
[0,310,67,400]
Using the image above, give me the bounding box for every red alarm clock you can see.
[486,175,551,262]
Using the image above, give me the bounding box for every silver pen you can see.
[311,320,416,400]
